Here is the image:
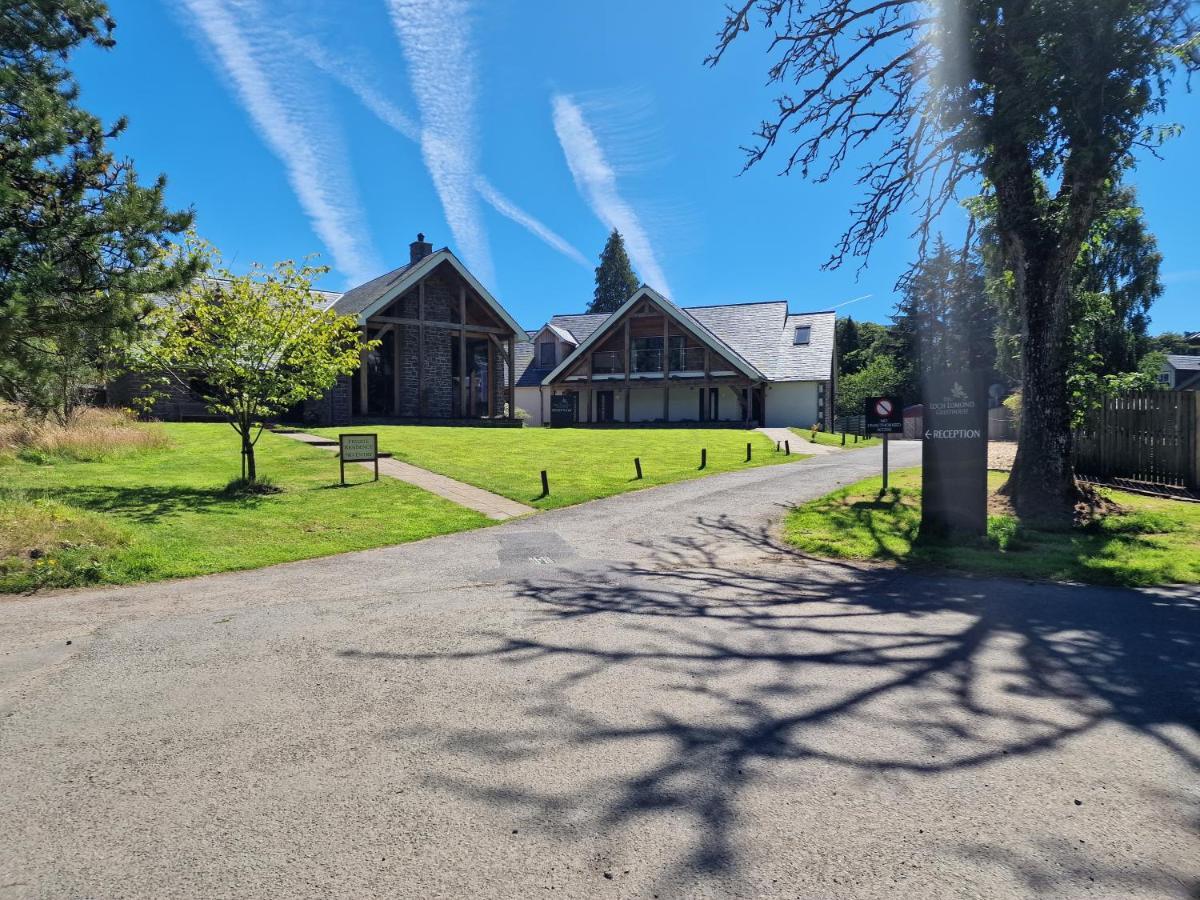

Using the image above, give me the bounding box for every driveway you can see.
[1,442,1197,899]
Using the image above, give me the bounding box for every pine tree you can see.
[589,230,639,314]
[0,2,196,422]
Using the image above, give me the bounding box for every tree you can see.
[836,354,907,418]
[835,316,860,373]
[589,229,640,313]
[134,242,371,484]
[978,182,1163,420]
[892,235,996,395]
[0,2,197,423]
[708,0,1195,525]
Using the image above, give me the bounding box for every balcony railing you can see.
[591,350,624,374]
[670,346,705,371]
[632,348,663,373]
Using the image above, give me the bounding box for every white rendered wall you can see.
[514,387,542,426]
[764,381,820,428]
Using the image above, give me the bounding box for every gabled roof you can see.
[540,287,764,385]
[537,323,578,345]
[518,294,836,388]
[1166,354,1200,371]
[331,249,523,336]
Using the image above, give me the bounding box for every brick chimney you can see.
[409,232,433,265]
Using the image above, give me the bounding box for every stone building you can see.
[112,235,524,427]
[310,235,524,426]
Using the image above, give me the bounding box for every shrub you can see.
[0,404,168,462]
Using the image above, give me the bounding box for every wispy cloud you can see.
[179,0,381,286]
[473,179,589,267]
[296,35,587,268]
[387,0,494,288]
[551,93,671,297]
[832,293,873,309]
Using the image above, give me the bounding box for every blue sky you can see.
[75,0,1199,333]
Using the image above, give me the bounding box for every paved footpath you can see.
[277,430,534,520]
[1,442,1197,899]
[757,425,838,455]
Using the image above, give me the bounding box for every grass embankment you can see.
[313,426,807,510]
[785,468,1200,587]
[789,427,882,449]
[1,423,488,593]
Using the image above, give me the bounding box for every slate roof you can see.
[516,298,836,387]
[1167,354,1200,371]
[515,313,609,387]
[330,261,415,316]
[149,276,343,309]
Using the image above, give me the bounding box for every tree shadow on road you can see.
[340,514,1200,893]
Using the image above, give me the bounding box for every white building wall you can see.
[514,386,543,426]
[668,385,700,422]
[629,388,661,422]
[764,381,820,428]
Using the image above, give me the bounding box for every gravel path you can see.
[1,441,1196,899]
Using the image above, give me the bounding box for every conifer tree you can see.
[589,230,640,314]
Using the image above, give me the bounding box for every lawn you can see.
[784,467,1200,586]
[789,427,882,449]
[0,424,489,593]
[312,425,807,510]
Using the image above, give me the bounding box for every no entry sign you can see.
[864,396,903,435]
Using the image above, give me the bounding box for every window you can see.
[538,342,556,368]
[793,325,811,346]
[1157,372,1171,384]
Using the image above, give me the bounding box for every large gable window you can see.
[538,342,556,367]
[793,325,811,346]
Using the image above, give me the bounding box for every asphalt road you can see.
[1,442,1197,899]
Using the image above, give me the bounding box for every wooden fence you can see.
[1074,391,1200,489]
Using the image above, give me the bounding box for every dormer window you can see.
[793,325,811,346]
[538,341,556,367]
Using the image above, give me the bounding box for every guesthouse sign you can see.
[338,433,379,485]
[920,372,987,537]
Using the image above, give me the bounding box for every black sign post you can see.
[920,372,987,539]
[864,396,903,490]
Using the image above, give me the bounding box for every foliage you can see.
[708,0,1197,523]
[133,239,372,482]
[589,229,640,313]
[835,355,908,418]
[313,426,803,510]
[0,402,167,462]
[0,1,198,424]
[975,182,1163,421]
[785,469,1200,587]
[1,424,488,592]
[892,235,997,392]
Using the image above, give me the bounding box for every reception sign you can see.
[920,372,987,538]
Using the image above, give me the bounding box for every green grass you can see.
[789,427,882,449]
[784,467,1200,587]
[312,425,808,510]
[0,424,489,593]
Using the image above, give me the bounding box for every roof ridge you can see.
[683,299,788,310]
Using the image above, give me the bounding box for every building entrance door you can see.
[596,390,615,423]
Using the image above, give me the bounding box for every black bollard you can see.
[634,457,643,479]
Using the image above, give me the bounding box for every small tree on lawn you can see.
[136,241,372,485]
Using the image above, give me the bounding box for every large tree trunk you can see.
[1003,246,1078,527]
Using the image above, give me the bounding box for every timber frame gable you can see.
[540,286,763,387]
